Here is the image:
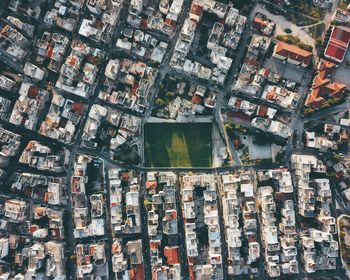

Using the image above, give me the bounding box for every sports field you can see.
[145,123,212,168]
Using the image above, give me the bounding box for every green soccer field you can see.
[144,123,212,168]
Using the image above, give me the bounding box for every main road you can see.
[214,0,260,166]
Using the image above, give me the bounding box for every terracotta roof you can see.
[145,180,157,190]
[316,59,335,80]
[120,172,129,181]
[150,240,160,250]
[257,105,269,117]
[130,264,144,280]
[274,41,312,66]
[164,18,176,27]
[318,59,335,71]
[190,3,203,16]
[164,246,180,265]
[111,243,120,254]
[28,85,40,99]
[68,56,78,67]
[306,59,346,108]
[313,75,330,89]
[189,263,195,280]
[253,17,268,29]
[71,102,84,115]
[140,19,148,28]
[191,95,202,104]
[234,98,242,108]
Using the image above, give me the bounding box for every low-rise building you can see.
[251,117,292,138]
[0,74,16,91]
[221,171,260,276]
[181,173,223,280]
[116,28,168,63]
[9,83,50,130]
[233,34,271,96]
[23,62,47,81]
[76,243,108,279]
[305,123,347,151]
[291,154,338,273]
[0,127,21,166]
[19,141,70,172]
[0,25,29,60]
[252,14,275,36]
[99,58,158,113]
[257,169,298,276]
[4,199,27,223]
[108,168,141,234]
[43,0,81,32]
[305,60,347,109]
[40,93,86,144]
[71,155,106,239]
[56,40,106,98]
[35,32,70,73]
[261,85,300,109]
[273,41,312,68]
[11,173,67,206]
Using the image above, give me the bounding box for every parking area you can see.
[333,50,350,90]
[263,57,305,83]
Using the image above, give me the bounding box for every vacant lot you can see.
[145,123,212,167]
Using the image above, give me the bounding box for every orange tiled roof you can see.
[190,3,203,16]
[275,41,312,66]
[146,180,157,190]
[164,246,180,265]
[306,59,346,108]
[130,264,144,280]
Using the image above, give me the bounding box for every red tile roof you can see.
[274,41,313,66]
[257,105,269,117]
[164,18,176,27]
[164,246,180,265]
[145,180,157,190]
[130,264,144,280]
[71,102,84,115]
[234,98,242,108]
[190,3,203,17]
[191,95,202,104]
[252,17,268,30]
[28,85,40,99]
[305,59,346,108]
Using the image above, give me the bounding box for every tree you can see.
[303,107,315,115]
[316,38,323,46]
[224,123,235,137]
[333,153,343,162]
[155,98,166,108]
[321,98,340,109]
[165,91,176,101]
[225,123,234,130]
[276,35,313,51]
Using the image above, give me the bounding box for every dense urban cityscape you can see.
[0,0,350,279]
